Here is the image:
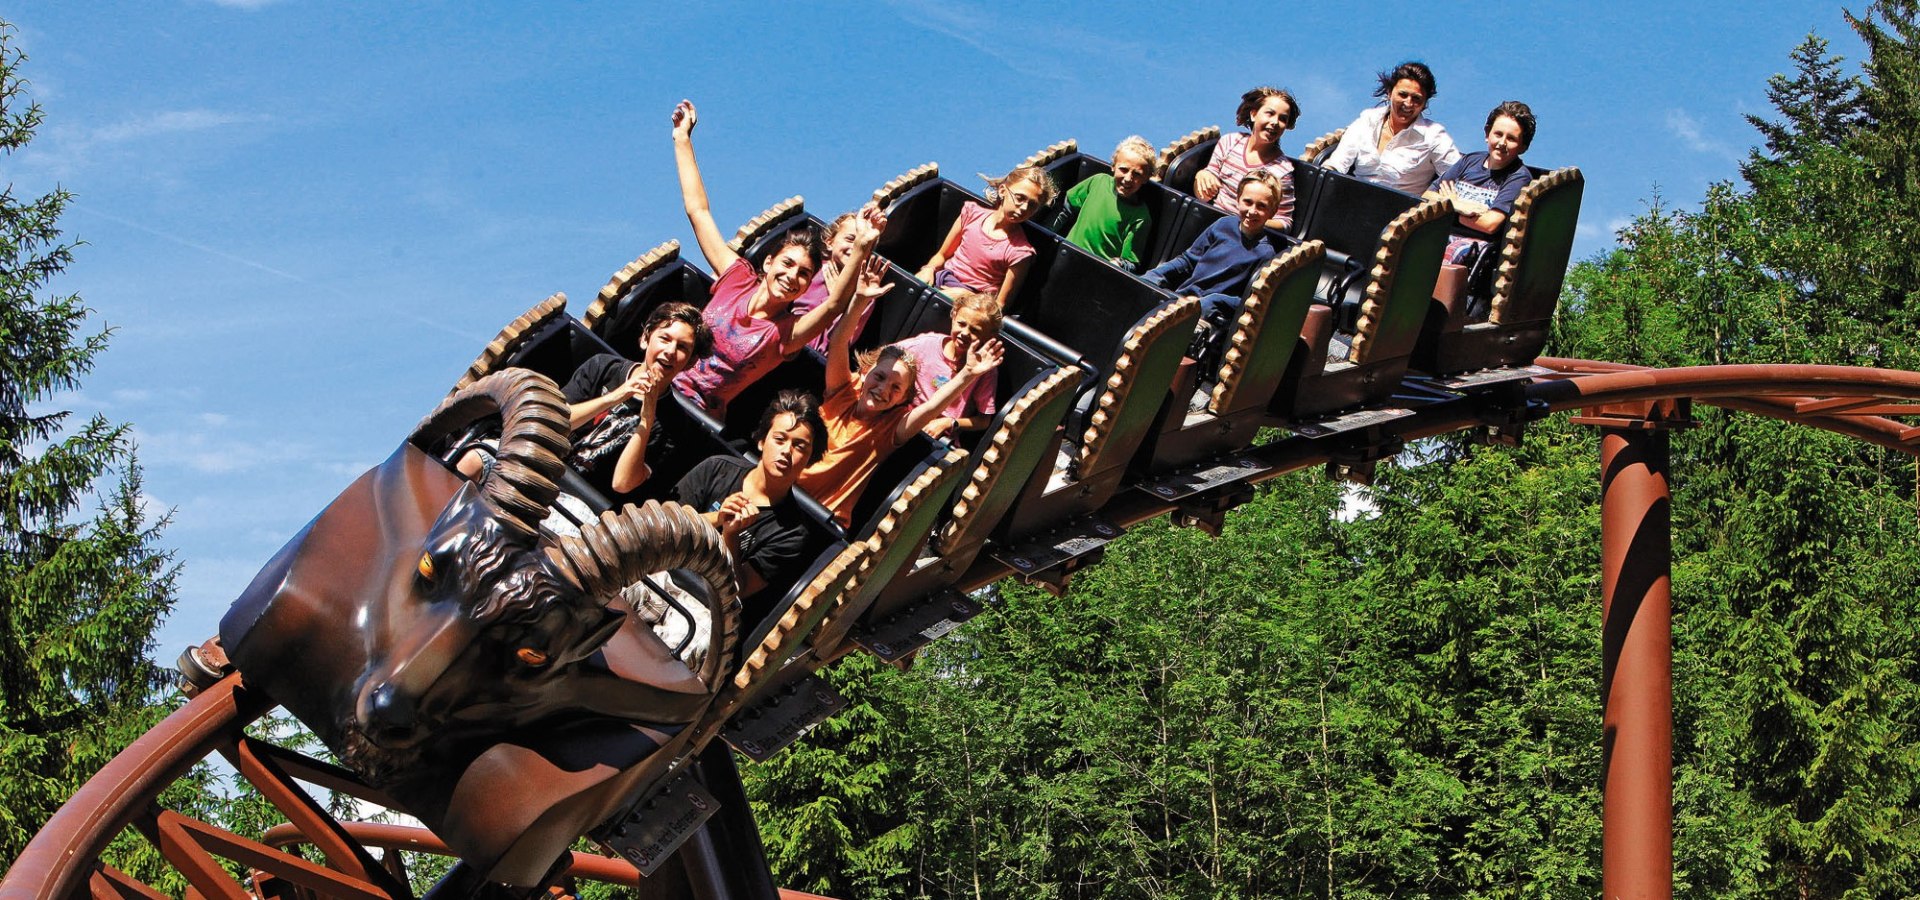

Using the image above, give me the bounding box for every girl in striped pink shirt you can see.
[1194,86,1300,231]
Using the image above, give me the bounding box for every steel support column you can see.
[1575,399,1685,900]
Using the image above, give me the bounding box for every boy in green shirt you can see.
[1059,136,1155,272]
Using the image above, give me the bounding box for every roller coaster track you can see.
[5,355,1917,900]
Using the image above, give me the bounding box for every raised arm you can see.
[785,205,886,355]
[824,253,890,397]
[897,338,1002,443]
[670,100,742,274]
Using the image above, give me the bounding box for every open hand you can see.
[853,203,888,250]
[965,337,1004,377]
[856,253,893,303]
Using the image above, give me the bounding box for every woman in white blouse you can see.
[1323,61,1462,195]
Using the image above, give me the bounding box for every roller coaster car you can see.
[722,197,1090,637]
[1160,127,1587,384]
[510,208,1065,664]
[1411,166,1585,379]
[1014,141,1320,472]
[871,165,1199,544]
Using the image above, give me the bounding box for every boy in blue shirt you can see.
[1142,169,1283,368]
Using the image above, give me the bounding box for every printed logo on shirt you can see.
[1454,182,1498,209]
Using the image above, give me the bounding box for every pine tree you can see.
[1846,1,1920,340]
[0,20,180,873]
[1744,34,1865,173]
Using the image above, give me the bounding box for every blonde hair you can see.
[979,166,1060,207]
[1112,135,1156,168]
[854,344,920,408]
[949,290,1005,333]
[1238,169,1284,203]
[825,211,858,240]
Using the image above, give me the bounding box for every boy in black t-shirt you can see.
[672,390,828,625]
[457,302,713,503]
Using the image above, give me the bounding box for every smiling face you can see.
[762,244,817,302]
[948,305,998,355]
[756,411,816,486]
[1111,149,1153,200]
[1238,180,1280,235]
[1387,78,1429,130]
[998,177,1048,225]
[857,356,913,415]
[1249,95,1293,150]
[826,219,859,270]
[1484,114,1526,170]
[639,321,698,382]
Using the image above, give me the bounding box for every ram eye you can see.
[515,647,550,667]
[417,553,435,580]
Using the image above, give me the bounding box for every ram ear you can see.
[562,606,627,665]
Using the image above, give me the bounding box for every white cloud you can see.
[882,0,1147,84]
[88,109,271,145]
[136,492,173,527]
[1665,108,1738,161]
[18,107,274,181]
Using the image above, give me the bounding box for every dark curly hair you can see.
[1486,100,1536,152]
[1373,61,1437,102]
[754,389,828,463]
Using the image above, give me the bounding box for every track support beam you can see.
[1574,399,1688,900]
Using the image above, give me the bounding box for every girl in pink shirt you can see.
[894,290,1003,439]
[915,166,1057,307]
[666,99,886,417]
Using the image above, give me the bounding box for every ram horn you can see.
[552,501,742,685]
[412,368,570,541]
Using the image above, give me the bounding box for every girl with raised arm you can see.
[667,99,883,418]
[801,253,1005,527]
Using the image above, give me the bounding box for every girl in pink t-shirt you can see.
[895,290,1003,439]
[1194,86,1300,231]
[915,166,1057,307]
[666,99,888,417]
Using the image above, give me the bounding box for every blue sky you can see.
[9,0,1856,657]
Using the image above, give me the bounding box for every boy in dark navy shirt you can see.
[1143,169,1284,368]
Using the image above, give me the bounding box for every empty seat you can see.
[1133,241,1326,474]
[1269,196,1456,422]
